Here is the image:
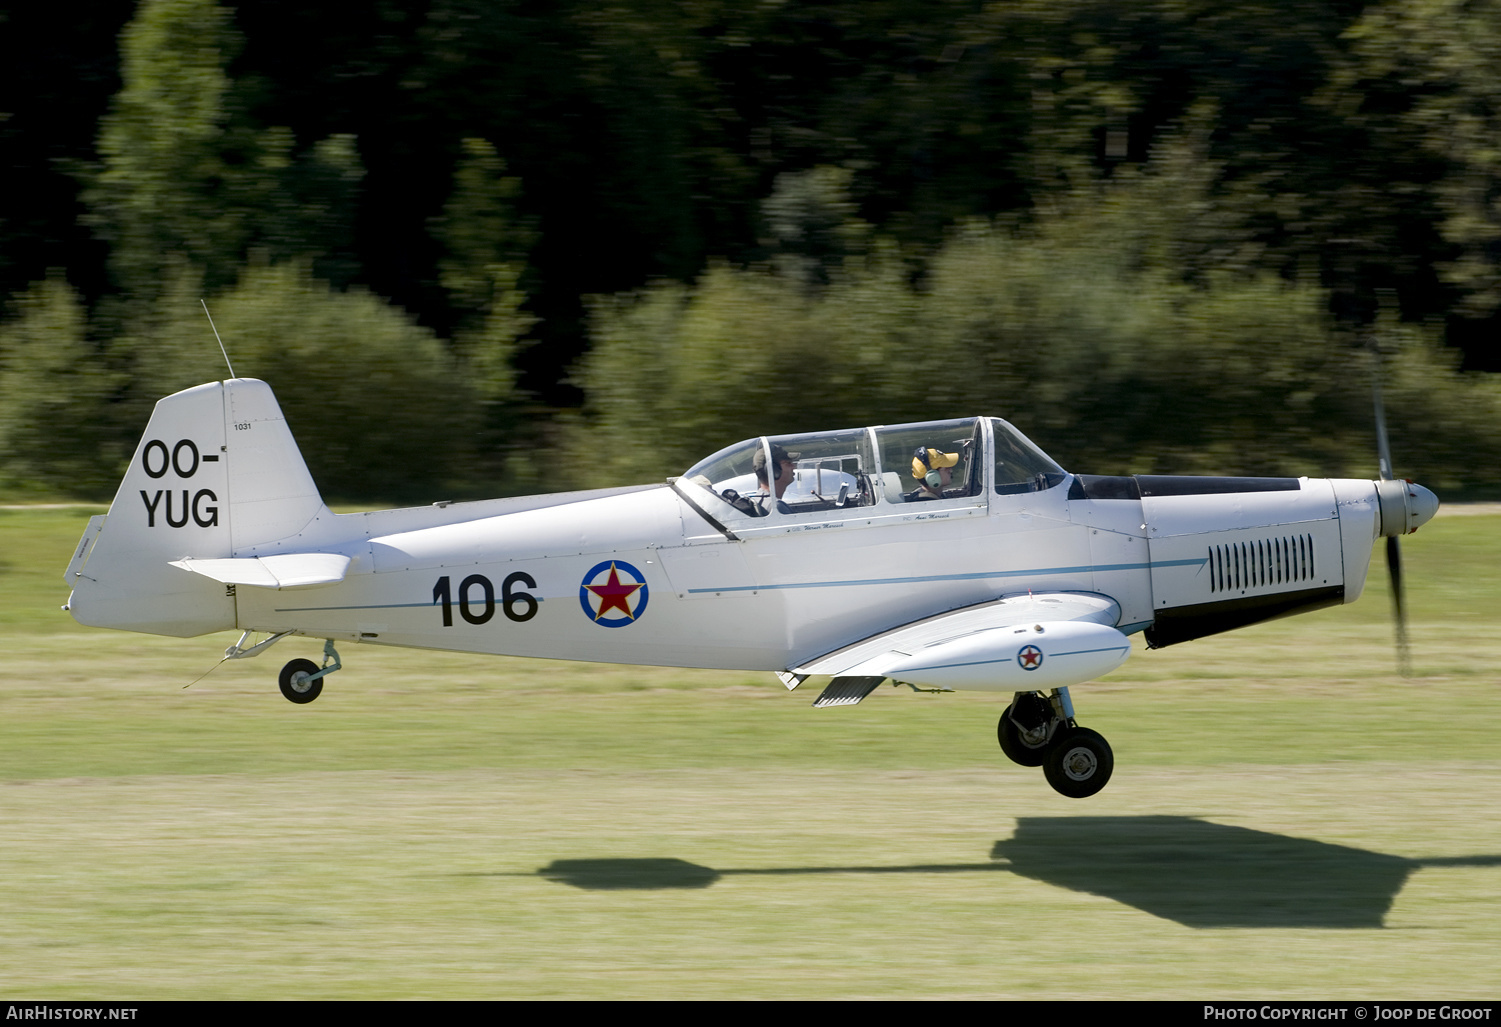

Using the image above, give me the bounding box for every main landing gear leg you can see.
[997,686,1114,798]
[279,640,342,705]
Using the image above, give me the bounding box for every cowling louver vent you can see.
[1208,534,1315,593]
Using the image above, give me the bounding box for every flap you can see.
[170,552,351,590]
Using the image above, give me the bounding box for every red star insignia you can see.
[586,562,642,621]
[1019,646,1042,668]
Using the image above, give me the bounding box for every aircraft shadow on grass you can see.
[535,816,1501,929]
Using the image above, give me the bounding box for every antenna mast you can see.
[201,299,236,379]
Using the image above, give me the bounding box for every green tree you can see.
[84,0,365,303]
[0,274,123,496]
[566,146,1501,492]
[760,166,872,287]
[430,138,534,404]
[132,262,482,502]
[1332,0,1501,319]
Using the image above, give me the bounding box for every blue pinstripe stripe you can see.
[685,559,1201,594]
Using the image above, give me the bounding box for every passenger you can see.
[912,446,961,498]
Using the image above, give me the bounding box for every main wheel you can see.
[278,658,323,704]
[1042,727,1114,798]
[997,697,1054,767]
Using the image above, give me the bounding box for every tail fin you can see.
[66,378,324,636]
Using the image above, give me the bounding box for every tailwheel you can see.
[1042,727,1114,798]
[278,658,323,704]
[997,693,1056,767]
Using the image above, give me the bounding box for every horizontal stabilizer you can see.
[170,553,351,590]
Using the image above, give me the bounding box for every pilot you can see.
[753,444,799,511]
[912,446,961,498]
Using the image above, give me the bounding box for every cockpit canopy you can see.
[682,417,1066,517]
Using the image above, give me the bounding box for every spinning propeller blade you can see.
[1386,534,1410,677]
[1370,337,1412,678]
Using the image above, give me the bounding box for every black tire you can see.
[278,658,323,704]
[997,700,1053,767]
[1043,727,1114,798]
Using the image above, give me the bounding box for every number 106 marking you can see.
[432,573,538,625]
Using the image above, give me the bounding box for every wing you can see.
[786,592,1132,707]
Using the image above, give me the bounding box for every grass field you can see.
[2,504,1500,999]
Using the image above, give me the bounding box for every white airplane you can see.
[62,377,1439,797]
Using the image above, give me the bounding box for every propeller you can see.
[1367,336,1439,677]
[1368,338,1410,677]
